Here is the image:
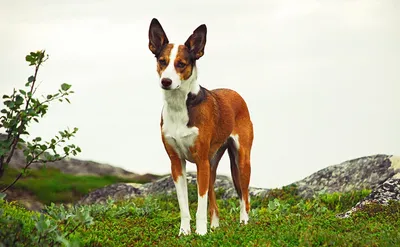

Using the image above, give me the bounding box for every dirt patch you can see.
[4,188,44,211]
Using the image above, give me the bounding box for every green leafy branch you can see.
[0,50,81,193]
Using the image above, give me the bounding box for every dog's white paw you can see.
[240,212,249,225]
[210,214,219,229]
[178,219,191,236]
[179,227,191,236]
[195,219,207,235]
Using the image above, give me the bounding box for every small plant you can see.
[0,196,94,246]
[0,50,81,194]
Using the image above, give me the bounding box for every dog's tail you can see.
[227,138,242,199]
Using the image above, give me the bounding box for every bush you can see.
[0,50,81,195]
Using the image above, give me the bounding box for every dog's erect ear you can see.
[184,24,207,60]
[148,18,169,56]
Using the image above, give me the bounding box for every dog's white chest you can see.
[162,106,198,162]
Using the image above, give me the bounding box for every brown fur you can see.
[156,44,195,80]
[156,44,173,76]
[163,87,254,222]
[176,45,195,80]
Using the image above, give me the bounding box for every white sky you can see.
[0,0,399,188]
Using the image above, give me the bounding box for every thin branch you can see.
[1,137,68,192]
[4,55,44,166]
[32,155,67,164]
[32,80,43,96]
[1,172,23,192]
[64,221,91,239]
[0,150,43,192]
[0,90,17,176]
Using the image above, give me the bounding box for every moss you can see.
[1,167,151,205]
[2,187,399,247]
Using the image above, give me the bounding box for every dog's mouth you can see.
[161,85,180,90]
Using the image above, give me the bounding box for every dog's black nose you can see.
[161,78,172,88]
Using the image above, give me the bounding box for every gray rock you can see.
[291,154,400,218]
[365,177,400,203]
[337,177,400,218]
[140,172,269,199]
[293,154,396,198]
[78,183,141,205]
[77,172,270,205]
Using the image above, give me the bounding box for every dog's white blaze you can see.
[174,172,191,235]
[196,192,208,235]
[211,212,219,229]
[162,53,200,162]
[160,44,181,90]
[240,198,249,224]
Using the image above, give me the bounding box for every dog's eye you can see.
[176,62,186,68]
[158,59,167,66]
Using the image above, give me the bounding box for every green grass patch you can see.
[1,186,399,246]
[0,167,150,205]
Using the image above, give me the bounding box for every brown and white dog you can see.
[148,18,254,236]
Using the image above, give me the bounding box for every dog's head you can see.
[148,18,207,90]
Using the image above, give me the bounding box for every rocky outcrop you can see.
[78,154,400,216]
[292,154,398,198]
[78,183,142,205]
[4,130,399,215]
[334,156,400,218]
[78,172,269,205]
[290,154,400,217]
[337,177,400,218]
[139,173,269,199]
[1,133,158,181]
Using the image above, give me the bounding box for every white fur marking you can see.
[162,52,200,162]
[211,212,220,229]
[174,169,191,235]
[196,193,208,235]
[240,198,249,224]
[160,45,181,90]
[163,109,198,162]
[230,134,240,150]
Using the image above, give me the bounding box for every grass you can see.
[0,167,151,205]
[1,183,400,246]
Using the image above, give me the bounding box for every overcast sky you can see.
[0,0,399,188]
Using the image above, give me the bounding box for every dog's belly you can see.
[162,121,199,162]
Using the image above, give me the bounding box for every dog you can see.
[148,18,254,236]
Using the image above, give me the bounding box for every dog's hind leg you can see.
[209,144,228,229]
[229,120,253,224]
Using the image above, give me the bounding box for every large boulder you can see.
[292,154,398,198]
[335,156,400,218]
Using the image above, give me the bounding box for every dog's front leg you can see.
[195,159,210,235]
[170,157,191,235]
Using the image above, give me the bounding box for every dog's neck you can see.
[163,67,201,112]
